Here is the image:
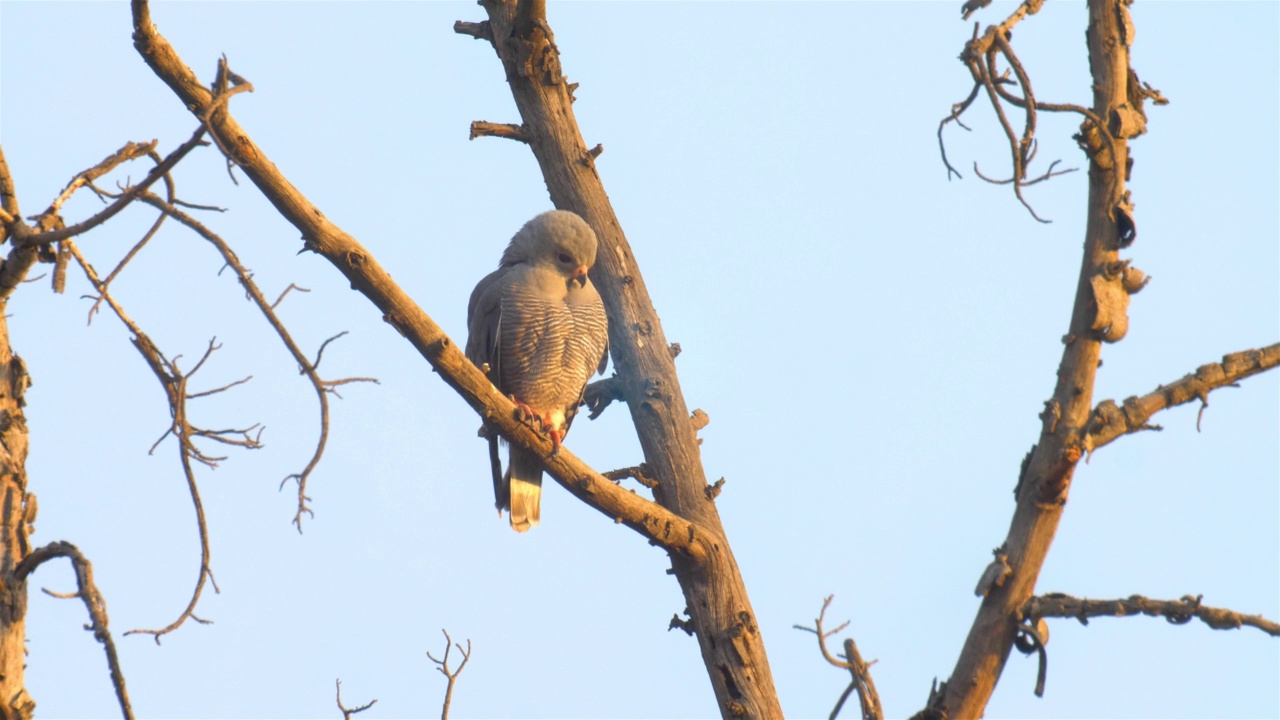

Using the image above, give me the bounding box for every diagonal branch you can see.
[14,127,207,248]
[1025,593,1280,637]
[128,0,708,562]
[1085,343,1280,452]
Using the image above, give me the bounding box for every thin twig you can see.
[973,159,1077,187]
[335,679,377,719]
[134,191,377,531]
[272,282,310,309]
[16,126,207,247]
[938,82,981,181]
[67,243,234,643]
[427,629,472,720]
[794,596,883,720]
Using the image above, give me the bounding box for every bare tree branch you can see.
[272,282,310,310]
[794,596,883,720]
[469,121,529,143]
[132,191,377,530]
[1085,343,1280,453]
[926,2,1153,716]
[938,82,981,181]
[452,19,493,43]
[66,243,235,642]
[13,127,207,248]
[1026,593,1280,637]
[15,541,134,720]
[602,464,657,489]
[335,679,377,720]
[426,629,471,720]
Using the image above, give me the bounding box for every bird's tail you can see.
[504,445,543,532]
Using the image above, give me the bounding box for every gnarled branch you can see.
[1025,593,1280,637]
[1086,343,1280,452]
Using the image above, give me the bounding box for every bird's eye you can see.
[557,253,572,264]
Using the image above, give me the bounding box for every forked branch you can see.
[133,191,378,530]
[427,629,472,720]
[794,596,883,720]
[335,679,377,719]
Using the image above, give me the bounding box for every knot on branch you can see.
[974,546,1012,597]
[603,464,657,489]
[704,477,725,502]
[668,611,696,636]
[505,15,562,86]
[453,19,494,43]
[469,121,529,144]
[1090,269,1130,343]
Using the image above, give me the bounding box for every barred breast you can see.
[499,270,608,421]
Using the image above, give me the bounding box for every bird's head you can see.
[504,209,599,288]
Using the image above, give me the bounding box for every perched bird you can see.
[466,210,609,532]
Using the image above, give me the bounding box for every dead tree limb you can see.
[334,679,377,720]
[1085,343,1280,453]
[15,542,135,720]
[132,191,378,530]
[919,1,1238,718]
[66,244,251,643]
[794,596,883,720]
[1025,593,1280,637]
[426,629,471,720]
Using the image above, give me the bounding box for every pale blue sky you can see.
[1,1,1276,718]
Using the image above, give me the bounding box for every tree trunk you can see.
[0,315,34,719]
[933,1,1134,716]
[469,3,781,717]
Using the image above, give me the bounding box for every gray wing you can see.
[468,266,511,516]
[466,266,508,386]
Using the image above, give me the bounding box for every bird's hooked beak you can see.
[571,265,589,288]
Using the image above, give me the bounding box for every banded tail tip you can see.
[507,476,542,533]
